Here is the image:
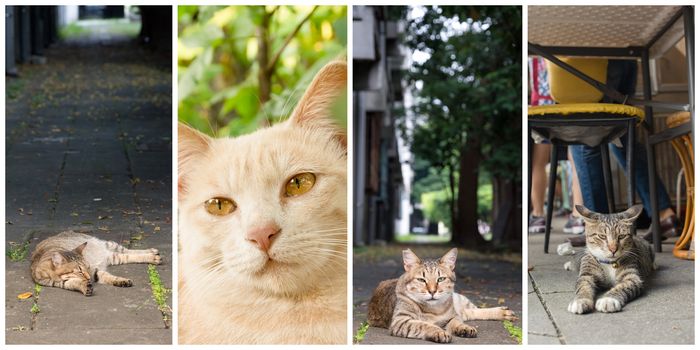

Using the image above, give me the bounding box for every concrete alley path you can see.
[5,27,172,344]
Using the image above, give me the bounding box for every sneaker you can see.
[555,208,572,217]
[528,216,546,234]
[643,214,681,243]
[563,215,585,234]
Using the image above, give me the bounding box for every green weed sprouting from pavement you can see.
[503,320,522,344]
[353,321,370,343]
[7,241,30,262]
[30,283,42,315]
[147,264,170,314]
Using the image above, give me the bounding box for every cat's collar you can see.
[596,258,620,268]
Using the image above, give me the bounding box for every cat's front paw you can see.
[149,248,159,255]
[151,254,162,265]
[453,324,478,338]
[499,306,518,321]
[82,282,93,296]
[595,297,622,313]
[426,329,452,343]
[567,298,593,314]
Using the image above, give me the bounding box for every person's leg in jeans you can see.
[569,145,610,213]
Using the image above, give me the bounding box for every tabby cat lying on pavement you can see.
[367,248,516,343]
[565,205,656,314]
[31,231,161,296]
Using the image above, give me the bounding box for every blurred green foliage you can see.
[178,5,347,136]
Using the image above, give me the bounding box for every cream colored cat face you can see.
[179,61,347,296]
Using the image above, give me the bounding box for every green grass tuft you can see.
[7,241,30,262]
[503,320,522,344]
[147,264,170,314]
[353,321,370,343]
[30,303,40,314]
[6,78,25,100]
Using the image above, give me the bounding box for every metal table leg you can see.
[544,145,559,253]
[642,49,662,252]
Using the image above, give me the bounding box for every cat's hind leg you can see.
[96,270,133,287]
[453,293,517,321]
[104,240,159,255]
[446,317,477,338]
[108,252,162,266]
[462,306,517,321]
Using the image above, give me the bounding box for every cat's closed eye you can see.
[205,197,237,216]
[285,172,316,197]
[416,278,426,283]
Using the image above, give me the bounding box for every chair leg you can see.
[544,145,559,254]
[645,135,662,252]
[528,127,533,221]
[627,120,636,233]
[601,144,616,214]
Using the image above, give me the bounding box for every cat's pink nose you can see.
[608,243,618,255]
[246,224,280,252]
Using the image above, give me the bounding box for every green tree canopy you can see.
[398,6,521,249]
[178,5,346,136]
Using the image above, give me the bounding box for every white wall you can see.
[57,6,79,27]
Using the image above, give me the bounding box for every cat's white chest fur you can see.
[602,263,618,285]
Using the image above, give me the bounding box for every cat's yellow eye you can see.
[437,277,446,282]
[204,197,237,216]
[285,173,316,197]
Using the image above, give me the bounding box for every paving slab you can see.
[528,217,694,344]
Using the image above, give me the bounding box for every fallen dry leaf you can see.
[17,292,32,300]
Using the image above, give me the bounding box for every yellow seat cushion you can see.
[547,58,608,103]
[528,103,644,121]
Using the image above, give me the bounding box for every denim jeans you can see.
[570,60,671,215]
[570,140,671,215]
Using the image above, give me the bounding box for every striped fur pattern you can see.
[567,205,655,314]
[367,249,516,343]
[30,231,161,296]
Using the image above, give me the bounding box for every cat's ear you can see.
[620,205,644,224]
[73,242,88,256]
[288,60,347,148]
[178,123,212,196]
[51,252,66,267]
[439,248,458,271]
[402,249,421,272]
[575,205,599,223]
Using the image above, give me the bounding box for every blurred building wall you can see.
[353,6,406,246]
[6,6,59,75]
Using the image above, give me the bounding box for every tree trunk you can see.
[452,140,487,249]
[257,9,272,105]
[447,163,456,232]
[491,177,520,250]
